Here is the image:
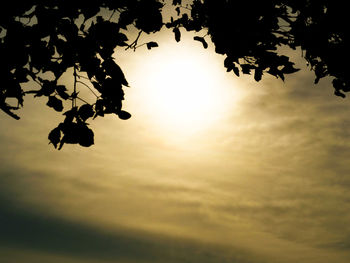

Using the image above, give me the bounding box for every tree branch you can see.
[73,65,77,108]
[125,30,143,51]
[76,80,100,98]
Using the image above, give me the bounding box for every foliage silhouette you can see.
[0,0,349,149]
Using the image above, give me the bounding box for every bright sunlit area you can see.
[114,29,244,146]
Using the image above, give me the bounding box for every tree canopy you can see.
[0,0,348,149]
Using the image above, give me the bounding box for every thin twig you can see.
[76,80,100,98]
[76,96,90,105]
[125,30,143,51]
[134,43,147,49]
[73,66,77,107]
[76,74,90,81]
[27,72,43,87]
[32,78,42,87]
[108,10,116,21]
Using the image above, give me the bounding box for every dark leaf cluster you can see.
[0,0,161,149]
[167,0,349,96]
[1,0,350,149]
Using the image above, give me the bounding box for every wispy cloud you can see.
[1,190,270,263]
[1,37,350,263]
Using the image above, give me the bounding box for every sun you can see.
[123,38,240,137]
[146,57,219,126]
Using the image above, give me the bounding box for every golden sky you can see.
[1,13,350,263]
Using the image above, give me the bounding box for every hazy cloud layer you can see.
[1,31,350,263]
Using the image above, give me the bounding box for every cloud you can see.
[1,34,350,263]
[2,162,350,263]
[0,194,267,263]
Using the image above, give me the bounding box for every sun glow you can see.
[125,39,241,138]
[147,58,220,126]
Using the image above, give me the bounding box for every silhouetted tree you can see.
[0,0,348,149]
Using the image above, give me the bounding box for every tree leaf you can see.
[93,99,105,119]
[92,81,102,93]
[78,104,94,121]
[58,122,79,149]
[193,36,208,49]
[63,107,78,124]
[146,41,159,50]
[282,64,300,74]
[117,110,132,120]
[0,103,20,120]
[102,59,129,87]
[48,126,61,149]
[241,64,252,75]
[35,80,56,97]
[173,27,181,42]
[334,90,346,98]
[47,96,63,112]
[81,5,100,21]
[232,65,240,77]
[116,32,129,46]
[118,10,135,29]
[78,124,94,147]
[254,68,263,82]
[56,123,94,148]
[56,85,69,100]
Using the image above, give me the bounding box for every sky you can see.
[1,5,350,263]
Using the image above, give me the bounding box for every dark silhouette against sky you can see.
[2,1,350,263]
[1,0,349,149]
